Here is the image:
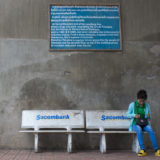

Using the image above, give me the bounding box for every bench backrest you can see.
[21,110,84,130]
[86,110,130,130]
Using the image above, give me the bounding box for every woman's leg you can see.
[132,124,145,150]
[143,125,158,151]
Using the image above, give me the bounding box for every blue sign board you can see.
[50,5,121,50]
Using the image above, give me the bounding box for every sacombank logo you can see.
[36,114,70,120]
[101,115,129,121]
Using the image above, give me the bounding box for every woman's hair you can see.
[137,89,148,100]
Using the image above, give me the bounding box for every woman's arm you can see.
[126,102,136,118]
[146,103,151,119]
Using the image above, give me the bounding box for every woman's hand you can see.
[135,114,140,118]
[147,113,150,118]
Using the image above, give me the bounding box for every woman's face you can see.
[138,99,146,106]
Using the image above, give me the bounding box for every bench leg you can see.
[34,133,39,153]
[67,133,72,153]
[100,134,106,153]
[132,134,140,153]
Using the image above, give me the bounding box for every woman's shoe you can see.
[137,150,147,156]
[155,149,160,157]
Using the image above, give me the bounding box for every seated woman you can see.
[126,89,160,157]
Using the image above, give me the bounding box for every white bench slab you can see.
[20,110,84,153]
[86,110,145,153]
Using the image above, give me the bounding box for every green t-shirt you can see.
[133,101,146,125]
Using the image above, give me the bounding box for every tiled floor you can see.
[0,150,159,160]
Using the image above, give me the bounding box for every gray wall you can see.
[0,0,160,150]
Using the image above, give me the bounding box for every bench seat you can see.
[20,110,84,153]
[87,131,137,133]
[20,130,85,133]
[86,110,145,153]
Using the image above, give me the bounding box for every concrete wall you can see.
[0,0,160,150]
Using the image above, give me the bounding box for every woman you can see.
[126,89,160,157]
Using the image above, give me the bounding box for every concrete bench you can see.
[19,110,85,153]
[86,110,146,153]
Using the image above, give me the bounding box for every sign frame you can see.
[49,4,122,51]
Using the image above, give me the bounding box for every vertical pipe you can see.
[99,127,106,153]
[34,133,39,153]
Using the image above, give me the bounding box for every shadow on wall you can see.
[19,78,77,109]
[140,33,160,41]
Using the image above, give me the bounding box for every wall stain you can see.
[19,78,77,109]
